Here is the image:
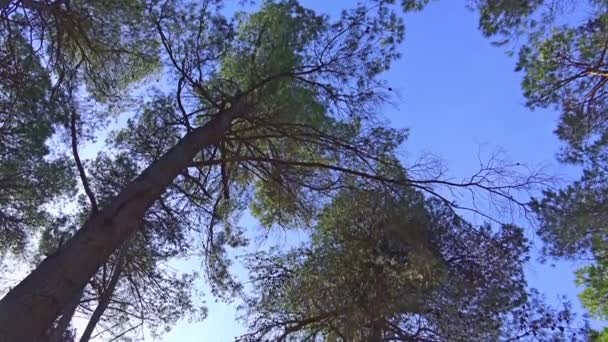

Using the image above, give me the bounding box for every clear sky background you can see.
[85,0,602,340]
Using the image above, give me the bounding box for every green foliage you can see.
[400,0,433,12]
[38,152,204,340]
[64,0,160,100]
[3,0,160,101]
[476,0,544,37]
[113,95,182,165]
[140,0,411,235]
[577,258,608,319]
[213,1,410,229]
[530,159,608,259]
[476,0,608,327]
[474,0,608,156]
[0,31,75,253]
[0,0,161,252]
[222,1,324,92]
[591,327,608,342]
[241,186,583,341]
[2,0,588,339]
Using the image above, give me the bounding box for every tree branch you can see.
[70,107,98,213]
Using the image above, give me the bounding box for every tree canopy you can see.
[240,186,583,341]
[0,0,602,340]
[473,0,608,334]
[0,22,74,254]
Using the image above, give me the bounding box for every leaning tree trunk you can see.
[0,102,246,342]
[79,244,129,342]
[46,286,85,342]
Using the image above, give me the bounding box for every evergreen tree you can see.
[474,0,608,331]
[240,186,585,341]
[0,1,555,339]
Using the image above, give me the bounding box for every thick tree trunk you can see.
[0,102,245,342]
[79,244,128,342]
[46,286,85,342]
[369,322,382,342]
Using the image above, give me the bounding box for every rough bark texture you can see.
[0,102,245,342]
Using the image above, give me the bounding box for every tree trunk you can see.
[369,321,382,342]
[0,102,246,342]
[79,244,129,342]
[46,286,85,342]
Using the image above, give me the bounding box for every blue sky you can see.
[158,0,600,340]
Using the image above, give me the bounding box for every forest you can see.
[1,0,608,341]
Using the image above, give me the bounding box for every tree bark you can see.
[0,101,246,342]
[46,286,84,342]
[369,321,382,342]
[79,244,129,342]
